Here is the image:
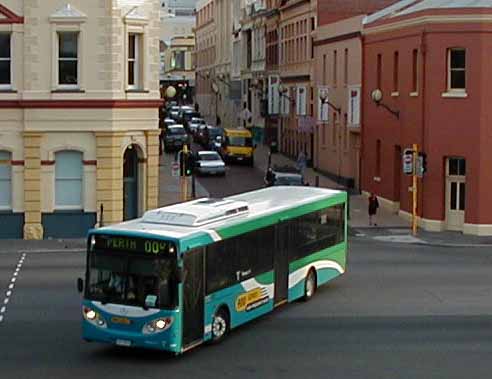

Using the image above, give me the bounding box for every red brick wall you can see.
[318,0,398,26]
[362,22,492,225]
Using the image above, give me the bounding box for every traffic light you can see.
[419,152,427,174]
[179,151,194,177]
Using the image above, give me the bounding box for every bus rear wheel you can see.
[304,269,317,301]
[211,308,229,343]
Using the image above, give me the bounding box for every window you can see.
[393,51,399,92]
[288,205,345,261]
[448,157,466,176]
[448,48,466,91]
[55,151,83,209]
[0,151,11,209]
[58,32,78,86]
[128,34,142,89]
[376,53,382,89]
[206,226,275,294]
[322,54,327,84]
[0,33,11,86]
[412,49,418,93]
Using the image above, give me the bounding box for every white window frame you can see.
[0,32,12,90]
[348,85,361,127]
[127,33,142,90]
[55,151,83,210]
[51,24,85,91]
[57,31,79,89]
[0,151,12,210]
[296,86,307,116]
[448,48,466,92]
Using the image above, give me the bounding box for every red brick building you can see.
[361,0,492,235]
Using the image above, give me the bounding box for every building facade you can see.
[277,0,316,163]
[362,0,492,235]
[312,1,397,190]
[0,0,162,239]
[194,0,216,123]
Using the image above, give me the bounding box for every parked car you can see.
[163,124,189,152]
[162,118,176,131]
[182,111,201,130]
[169,106,180,120]
[188,117,206,135]
[265,165,305,186]
[194,151,226,176]
[203,126,225,149]
[194,124,209,144]
[177,106,194,123]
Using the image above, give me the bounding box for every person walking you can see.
[296,150,307,178]
[368,193,379,226]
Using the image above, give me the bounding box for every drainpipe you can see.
[359,33,365,195]
[420,30,427,224]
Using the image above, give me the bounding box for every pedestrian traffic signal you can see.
[419,152,427,174]
[420,153,427,174]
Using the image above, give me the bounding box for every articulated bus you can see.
[79,186,347,354]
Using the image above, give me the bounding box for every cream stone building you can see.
[0,0,162,239]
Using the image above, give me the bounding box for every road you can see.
[189,142,266,197]
[1,240,492,378]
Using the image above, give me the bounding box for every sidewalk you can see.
[254,145,492,247]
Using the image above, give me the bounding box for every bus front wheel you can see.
[211,307,229,343]
[304,269,317,301]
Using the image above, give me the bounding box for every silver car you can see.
[195,151,226,176]
[189,117,206,135]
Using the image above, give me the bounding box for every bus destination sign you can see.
[94,235,174,255]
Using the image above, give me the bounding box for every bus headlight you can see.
[83,306,107,328]
[142,317,173,334]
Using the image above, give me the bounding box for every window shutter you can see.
[348,86,361,126]
[55,151,83,209]
[268,75,280,115]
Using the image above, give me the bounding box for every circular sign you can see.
[165,86,177,99]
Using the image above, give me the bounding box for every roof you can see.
[364,0,492,25]
[224,128,252,136]
[93,186,345,241]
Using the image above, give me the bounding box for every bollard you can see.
[99,204,104,227]
[315,175,320,187]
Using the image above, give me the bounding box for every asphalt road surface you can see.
[189,142,266,197]
[1,240,492,378]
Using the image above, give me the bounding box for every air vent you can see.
[142,199,249,227]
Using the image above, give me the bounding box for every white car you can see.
[195,151,226,176]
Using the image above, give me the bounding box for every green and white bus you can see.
[79,186,347,354]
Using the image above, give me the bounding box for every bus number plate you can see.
[116,339,132,347]
[112,317,131,325]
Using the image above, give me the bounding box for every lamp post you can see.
[212,81,219,126]
[319,88,341,114]
[370,88,399,119]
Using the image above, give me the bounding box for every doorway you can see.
[445,157,466,231]
[183,248,205,347]
[274,222,290,306]
[123,145,139,221]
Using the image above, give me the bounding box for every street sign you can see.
[171,162,180,177]
[403,148,414,175]
[415,155,423,178]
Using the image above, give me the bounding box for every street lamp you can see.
[319,88,341,114]
[212,81,220,125]
[371,88,399,119]
[165,86,177,99]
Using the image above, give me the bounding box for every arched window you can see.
[0,151,12,209]
[55,151,83,209]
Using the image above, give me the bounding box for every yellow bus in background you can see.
[220,128,255,166]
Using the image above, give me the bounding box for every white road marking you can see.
[0,253,26,324]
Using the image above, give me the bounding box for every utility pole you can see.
[412,144,418,236]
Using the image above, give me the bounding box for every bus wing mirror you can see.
[77,278,84,293]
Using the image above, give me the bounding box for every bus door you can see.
[274,222,290,305]
[182,248,205,348]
